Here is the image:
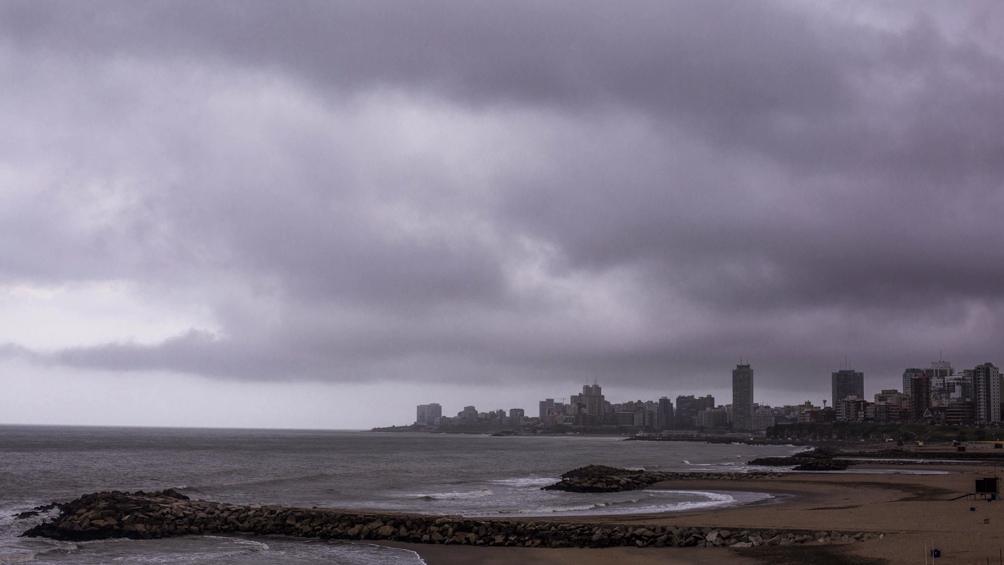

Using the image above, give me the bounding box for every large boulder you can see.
[748,448,849,471]
[542,465,662,492]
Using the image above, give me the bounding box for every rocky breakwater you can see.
[20,489,883,549]
[541,465,783,493]
[747,447,850,471]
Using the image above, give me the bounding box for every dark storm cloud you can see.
[2,1,1004,397]
[8,0,1000,182]
[1,1,842,112]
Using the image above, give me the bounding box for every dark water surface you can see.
[0,425,799,563]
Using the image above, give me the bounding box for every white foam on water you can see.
[0,502,74,565]
[467,487,774,518]
[489,477,557,488]
[350,543,428,565]
[414,488,494,501]
[16,536,425,564]
[496,502,604,515]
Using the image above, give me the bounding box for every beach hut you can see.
[976,478,998,493]
[973,478,1001,500]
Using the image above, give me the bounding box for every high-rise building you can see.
[570,384,605,425]
[948,374,973,400]
[909,375,931,421]
[539,398,555,419]
[695,406,730,429]
[926,360,954,407]
[835,397,867,422]
[927,359,954,378]
[832,369,864,404]
[945,370,976,425]
[674,395,697,428]
[582,384,604,417]
[415,403,442,426]
[974,362,1001,424]
[509,408,524,426]
[902,368,925,397]
[751,405,776,431]
[657,397,674,430]
[673,394,715,428]
[872,390,904,422]
[732,363,754,431]
[696,394,716,411]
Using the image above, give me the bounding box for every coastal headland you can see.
[20,446,1004,565]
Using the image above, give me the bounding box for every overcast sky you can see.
[2,1,1003,429]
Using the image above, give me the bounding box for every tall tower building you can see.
[657,397,674,430]
[902,368,925,397]
[732,363,754,432]
[832,369,864,404]
[974,362,1001,424]
[908,375,931,421]
[571,383,605,426]
[582,384,605,417]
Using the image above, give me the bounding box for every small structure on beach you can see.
[971,477,1001,500]
[975,477,998,494]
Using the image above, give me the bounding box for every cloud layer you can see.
[3,1,1004,420]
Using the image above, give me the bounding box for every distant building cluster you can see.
[413,362,771,434]
[410,358,1004,433]
[830,359,1003,426]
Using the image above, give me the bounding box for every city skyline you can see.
[410,356,1003,426]
[412,357,1004,431]
[2,3,1004,430]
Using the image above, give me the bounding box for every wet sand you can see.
[381,462,1004,564]
[388,543,751,564]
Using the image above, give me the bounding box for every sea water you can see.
[0,426,800,563]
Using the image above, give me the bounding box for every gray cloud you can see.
[2,0,1003,407]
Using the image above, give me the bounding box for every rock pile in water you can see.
[541,465,783,492]
[21,489,881,549]
[747,447,850,471]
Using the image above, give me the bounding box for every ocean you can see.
[0,425,801,563]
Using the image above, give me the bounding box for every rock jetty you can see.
[541,465,783,492]
[21,489,883,549]
[747,447,850,471]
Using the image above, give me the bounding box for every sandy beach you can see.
[384,461,1004,565]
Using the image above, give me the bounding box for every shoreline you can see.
[393,461,1004,564]
[378,540,751,565]
[21,458,1004,564]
